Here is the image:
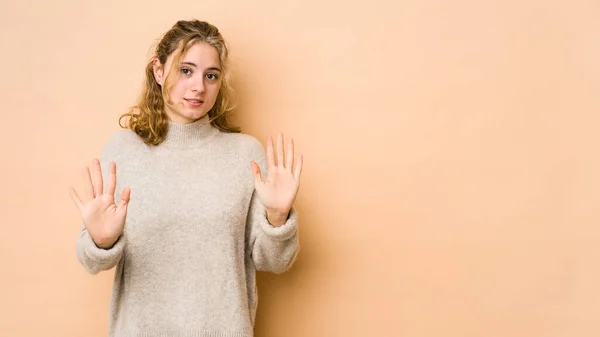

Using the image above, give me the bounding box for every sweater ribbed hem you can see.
[113,329,250,337]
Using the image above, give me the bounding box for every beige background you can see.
[1,0,599,336]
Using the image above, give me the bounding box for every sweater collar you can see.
[162,115,218,148]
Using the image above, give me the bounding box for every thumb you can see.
[117,187,131,212]
[250,161,263,185]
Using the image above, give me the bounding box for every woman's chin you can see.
[181,109,208,120]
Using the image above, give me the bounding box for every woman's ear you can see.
[152,58,164,86]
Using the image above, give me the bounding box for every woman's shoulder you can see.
[216,132,267,164]
[100,128,146,158]
[219,131,264,154]
[105,128,145,147]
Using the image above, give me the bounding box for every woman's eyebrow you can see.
[181,62,221,72]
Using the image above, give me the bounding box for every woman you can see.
[70,19,302,336]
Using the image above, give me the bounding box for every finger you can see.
[83,166,95,199]
[285,137,294,171]
[93,158,104,196]
[277,132,284,167]
[118,187,131,206]
[69,187,83,211]
[117,187,131,216]
[293,154,303,181]
[250,161,264,185]
[104,162,116,198]
[266,136,275,169]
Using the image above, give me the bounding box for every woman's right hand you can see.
[70,158,131,249]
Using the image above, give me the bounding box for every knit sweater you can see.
[75,118,299,337]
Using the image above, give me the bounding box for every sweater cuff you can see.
[258,207,298,241]
[83,232,125,263]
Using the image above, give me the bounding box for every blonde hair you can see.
[119,19,239,146]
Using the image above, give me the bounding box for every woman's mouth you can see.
[184,98,204,107]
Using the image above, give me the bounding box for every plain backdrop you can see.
[1,0,599,336]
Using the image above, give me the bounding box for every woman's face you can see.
[153,42,222,124]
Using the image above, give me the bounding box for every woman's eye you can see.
[180,68,192,75]
[206,73,219,80]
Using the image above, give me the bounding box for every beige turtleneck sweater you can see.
[75,118,299,337]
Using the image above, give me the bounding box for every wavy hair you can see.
[119,20,239,145]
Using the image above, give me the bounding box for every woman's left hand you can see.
[251,133,303,227]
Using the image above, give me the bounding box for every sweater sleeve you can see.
[245,137,299,274]
[75,131,127,275]
[76,224,125,274]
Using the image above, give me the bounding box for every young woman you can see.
[70,19,302,337]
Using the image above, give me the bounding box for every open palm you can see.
[251,133,303,216]
[70,159,131,249]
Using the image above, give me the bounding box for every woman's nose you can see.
[191,78,205,92]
